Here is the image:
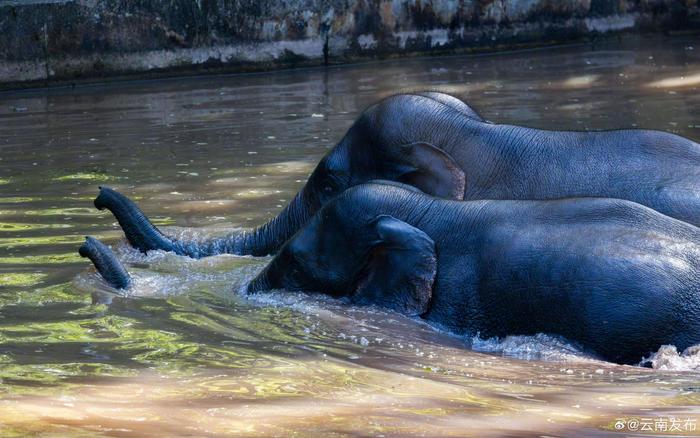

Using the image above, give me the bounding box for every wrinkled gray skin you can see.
[78,236,131,289]
[98,92,700,258]
[248,182,700,365]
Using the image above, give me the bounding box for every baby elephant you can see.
[80,182,700,364]
[247,182,700,364]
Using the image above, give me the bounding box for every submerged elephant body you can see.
[246,183,700,364]
[97,92,700,258]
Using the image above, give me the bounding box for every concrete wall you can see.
[0,0,697,89]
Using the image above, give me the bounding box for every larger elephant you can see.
[82,182,700,364]
[96,92,700,258]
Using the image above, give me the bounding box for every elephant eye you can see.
[323,179,340,193]
[318,175,348,203]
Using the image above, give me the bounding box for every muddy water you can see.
[1,35,700,437]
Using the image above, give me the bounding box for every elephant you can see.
[95,92,700,259]
[82,182,700,365]
[248,182,700,364]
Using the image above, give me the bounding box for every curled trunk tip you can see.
[92,186,176,254]
[79,236,131,289]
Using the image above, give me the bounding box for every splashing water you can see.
[469,333,598,363]
[641,345,700,372]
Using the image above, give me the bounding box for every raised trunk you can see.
[94,183,319,258]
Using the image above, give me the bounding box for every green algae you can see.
[1,273,47,287]
[52,172,123,182]
[0,222,73,232]
[0,235,85,249]
[0,253,83,265]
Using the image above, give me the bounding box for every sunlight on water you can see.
[1,273,47,287]
[0,35,699,436]
[0,253,83,265]
[0,197,36,204]
[52,172,124,182]
[6,207,100,217]
[647,72,700,89]
[560,74,602,89]
[0,222,74,232]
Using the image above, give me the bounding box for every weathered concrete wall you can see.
[0,0,697,89]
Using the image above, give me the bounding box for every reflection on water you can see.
[1,35,700,436]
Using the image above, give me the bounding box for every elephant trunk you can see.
[239,181,320,256]
[78,237,131,289]
[95,187,177,253]
[95,182,320,258]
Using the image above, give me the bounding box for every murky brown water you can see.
[1,35,700,437]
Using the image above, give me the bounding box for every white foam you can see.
[468,333,598,363]
[640,344,700,372]
[77,238,267,299]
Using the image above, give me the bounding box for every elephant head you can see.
[247,192,437,317]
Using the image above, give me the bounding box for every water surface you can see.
[1,35,700,437]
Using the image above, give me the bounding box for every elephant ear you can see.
[383,142,465,200]
[351,215,436,316]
